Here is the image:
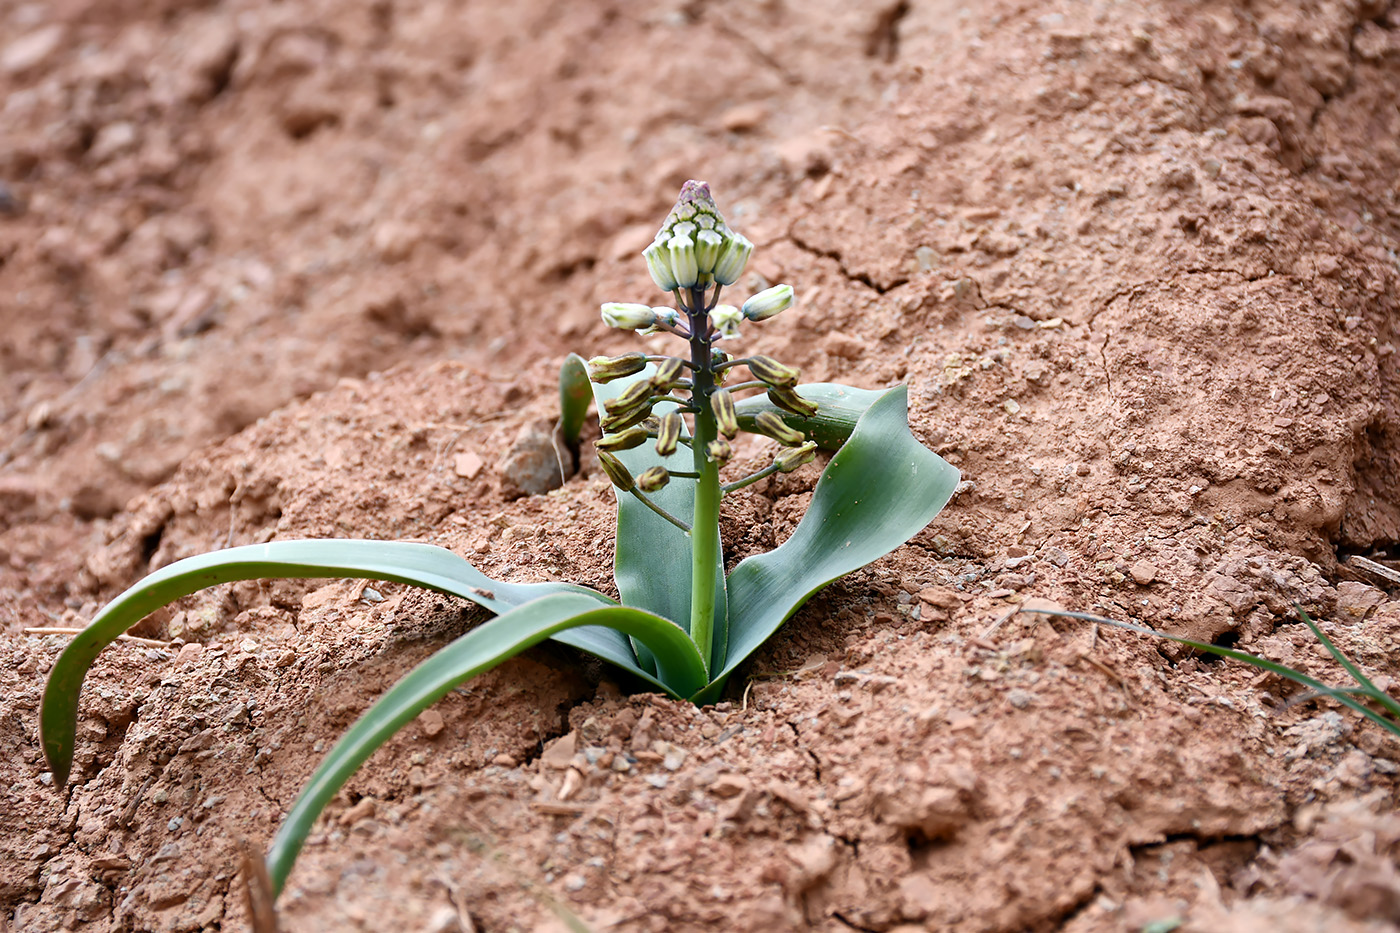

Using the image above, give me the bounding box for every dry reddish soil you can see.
[3,0,1400,930]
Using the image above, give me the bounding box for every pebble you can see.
[453,451,484,479]
[1130,561,1158,585]
[492,753,517,768]
[499,424,564,497]
[2,25,63,74]
[710,774,750,799]
[720,102,768,132]
[418,709,445,738]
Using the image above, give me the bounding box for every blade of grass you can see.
[264,592,706,894]
[1297,608,1400,720]
[1021,607,1400,738]
[41,540,614,787]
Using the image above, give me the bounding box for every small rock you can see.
[558,767,584,800]
[1130,561,1158,585]
[499,422,565,497]
[541,731,577,769]
[2,26,64,75]
[419,708,445,738]
[1006,689,1034,709]
[720,102,768,132]
[453,451,483,479]
[492,753,517,768]
[710,774,751,799]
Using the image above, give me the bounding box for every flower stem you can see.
[685,285,721,674]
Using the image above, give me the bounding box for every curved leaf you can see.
[265,593,706,893]
[557,352,592,469]
[591,371,727,664]
[40,540,613,787]
[709,386,959,698]
[734,382,884,450]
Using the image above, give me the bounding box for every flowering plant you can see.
[39,182,959,898]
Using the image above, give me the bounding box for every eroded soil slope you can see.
[2,1,1400,931]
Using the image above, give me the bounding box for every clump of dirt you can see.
[2,0,1399,931]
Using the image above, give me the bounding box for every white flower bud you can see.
[601,302,658,331]
[643,241,678,292]
[712,232,753,286]
[741,284,794,322]
[710,305,742,339]
[694,229,723,275]
[668,234,699,288]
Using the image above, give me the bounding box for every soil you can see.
[3,0,1400,930]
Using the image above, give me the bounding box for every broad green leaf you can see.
[734,382,884,450]
[710,386,959,699]
[40,540,615,787]
[265,593,705,894]
[557,352,592,467]
[591,371,727,665]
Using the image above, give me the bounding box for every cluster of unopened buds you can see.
[587,181,818,521]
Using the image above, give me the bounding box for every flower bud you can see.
[712,232,753,286]
[595,427,650,451]
[597,451,635,491]
[587,352,648,384]
[767,386,818,419]
[740,284,794,322]
[606,379,654,414]
[668,235,699,289]
[695,229,723,275]
[643,241,678,292]
[710,305,742,339]
[706,438,733,465]
[755,411,808,447]
[641,307,681,336]
[651,357,685,392]
[600,405,654,433]
[655,412,682,457]
[746,354,799,388]
[711,388,739,439]
[774,441,818,473]
[636,466,670,493]
[601,302,658,330]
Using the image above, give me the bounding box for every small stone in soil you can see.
[1130,561,1157,585]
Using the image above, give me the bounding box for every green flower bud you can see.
[755,411,808,447]
[695,229,723,274]
[601,404,654,433]
[712,232,753,286]
[641,307,681,336]
[651,357,685,392]
[774,441,818,473]
[668,235,699,288]
[741,284,794,322]
[746,354,799,388]
[767,386,818,419]
[710,305,742,339]
[587,352,648,384]
[602,302,658,330]
[706,438,733,465]
[636,466,670,493]
[605,379,655,414]
[596,427,650,451]
[711,388,739,439]
[655,412,682,457]
[597,451,635,491]
[643,241,678,292]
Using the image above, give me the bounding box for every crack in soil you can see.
[786,229,906,296]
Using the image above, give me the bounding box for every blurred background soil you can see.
[2,0,1400,930]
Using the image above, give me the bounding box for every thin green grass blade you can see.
[264,592,706,894]
[558,353,592,462]
[1297,608,1400,720]
[40,540,613,787]
[1022,608,1400,738]
[591,370,726,667]
[712,386,959,699]
[734,382,884,450]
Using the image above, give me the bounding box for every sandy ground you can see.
[2,0,1400,930]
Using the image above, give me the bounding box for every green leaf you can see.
[1022,607,1400,739]
[557,352,592,468]
[710,386,959,699]
[591,371,727,664]
[40,540,615,788]
[734,382,885,450]
[265,593,706,894]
